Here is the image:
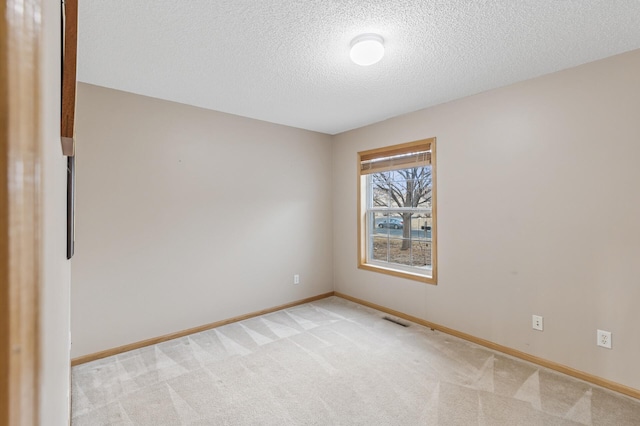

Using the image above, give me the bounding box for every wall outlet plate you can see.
[597,329,612,349]
[293,274,300,285]
[532,315,543,331]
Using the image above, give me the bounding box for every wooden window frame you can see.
[357,138,438,284]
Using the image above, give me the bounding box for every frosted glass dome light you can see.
[350,34,385,66]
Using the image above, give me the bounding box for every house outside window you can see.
[357,138,437,284]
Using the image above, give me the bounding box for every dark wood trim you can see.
[334,292,640,401]
[1,0,43,424]
[71,292,335,366]
[60,0,77,156]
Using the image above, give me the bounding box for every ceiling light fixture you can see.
[350,34,385,66]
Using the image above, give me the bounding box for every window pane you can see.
[415,165,433,209]
[373,212,404,232]
[411,240,430,267]
[408,213,428,241]
[372,171,389,182]
[368,174,432,270]
[387,238,409,265]
[372,234,389,262]
[371,173,390,207]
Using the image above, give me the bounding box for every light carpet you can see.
[71,296,640,425]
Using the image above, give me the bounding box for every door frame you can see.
[1,0,43,424]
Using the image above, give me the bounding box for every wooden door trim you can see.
[1,0,43,424]
[61,0,77,156]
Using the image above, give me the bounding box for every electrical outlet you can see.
[532,315,543,331]
[293,274,300,285]
[597,329,612,349]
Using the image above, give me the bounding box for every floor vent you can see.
[383,316,409,327]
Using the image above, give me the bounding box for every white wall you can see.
[40,0,72,423]
[71,84,334,357]
[332,49,640,390]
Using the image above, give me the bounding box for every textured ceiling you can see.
[78,1,640,135]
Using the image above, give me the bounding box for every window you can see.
[357,138,437,284]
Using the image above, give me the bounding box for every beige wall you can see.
[40,0,72,423]
[72,49,640,392]
[71,84,334,357]
[332,49,640,390]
